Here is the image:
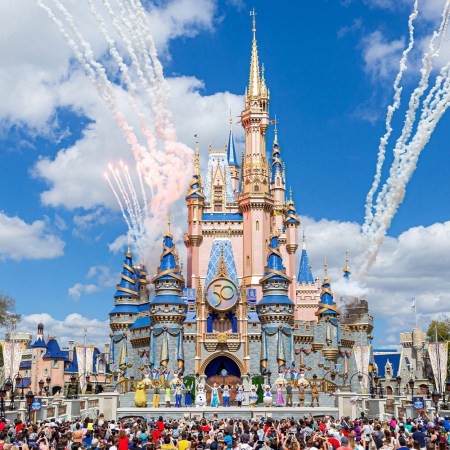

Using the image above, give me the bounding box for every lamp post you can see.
[432,389,440,420]
[45,376,51,396]
[68,374,77,399]
[408,378,415,397]
[14,374,24,399]
[25,390,34,423]
[0,387,6,419]
[396,376,402,396]
[4,377,14,410]
[38,379,45,396]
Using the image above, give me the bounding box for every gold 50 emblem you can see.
[206,277,238,311]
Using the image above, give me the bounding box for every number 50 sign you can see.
[206,277,239,311]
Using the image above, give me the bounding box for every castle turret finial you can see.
[302,230,306,250]
[229,109,233,131]
[248,8,260,99]
[167,211,171,234]
[289,187,293,202]
[194,134,200,177]
[342,248,351,280]
[324,256,328,280]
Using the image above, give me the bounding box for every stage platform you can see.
[116,405,339,420]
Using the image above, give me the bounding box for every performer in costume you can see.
[164,385,172,407]
[285,381,293,407]
[173,378,185,408]
[207,382,220,408]
[235,384,245,407]
[297,371,309,407]
[184,379,192,406]
[153,381,160,408]
[221,384,231,407]
[263,385,273,407]
[276,383,285,406]
[195,377,207,407]
[249,385,258,408]
[310,375,320,407]
[151,368,160,387]
[161,367,171,388]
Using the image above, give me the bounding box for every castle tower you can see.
[227,112,240,194]
[284,188,300,299]
[256,232,294,374]
[185,141,205,287]
[150,224,187,371]
[239,11,274,292]
[270,123,286,232]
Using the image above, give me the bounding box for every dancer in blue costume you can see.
[184,379,192,406]
[207,382,220,407]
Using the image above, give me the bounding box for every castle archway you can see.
[200,352,244,378]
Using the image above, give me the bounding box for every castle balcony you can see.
[203,332,241,352]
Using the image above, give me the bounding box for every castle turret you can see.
[185,140,205,287]
[150,224,187,370]
[316,258,340,320]
[257,232,294,373]
[284,188,300,298]
[342,249,351,280]
[298,231,314,284]
[227,112,240,194]
[240,11,274,293]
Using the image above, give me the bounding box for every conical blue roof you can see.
[151,232,185,306]
[186,174,205,200]
[270,140,283,184]
[227,125,239,167]
[114,248,139,298]
[32,337,47,348]
[316,277,340,317]
[262,234,287,281]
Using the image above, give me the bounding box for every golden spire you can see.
[324,256,328,279]
[194,134,200,178]
[302,229,306,250]
[229,109,233,131]
[273,114,278,143]
[345,248,349,271]
[167,211,171,234]
[289,187,293,202]
[248,8,260,99]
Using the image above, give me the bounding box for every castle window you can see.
[254,184,260,192]
[305,325,310,330]
[246,256,250,267]
[214,204,222,212]
[256,221,259,231]
[276,178,280,187]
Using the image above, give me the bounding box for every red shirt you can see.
[151,429,162,443]
[328,438,340,449]
[201,425,211,433]
[118,437,129,450]
[156,421,165,431]
[0,423,5,432]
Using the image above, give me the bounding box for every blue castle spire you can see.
[270,123,284,184]
[114,246,139,298]
[258,232,294,307]
[227,112,239,167]
[298,230,314,284]
[316,257,340,317]
[342,249,351,280]
[151,216,186,306]
[284,188,300,226]
[186,139,205,201]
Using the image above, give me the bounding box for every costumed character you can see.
[195,378,207,407]
[134,381,147,407]
[172,378,185,408]
[249,385,258,408]
[221,384,231,407]
[297,372,309,407]
[184,380,192,406]
[138,365,152,387]
[152,381,160,408]
[276,383,285,406]
[286,381,293,407]
[208,382,220,408]
[161,367,171,388]
[263,384,273,407]
[291,369,299,382]
[235,385,245,407]
[151,368,160,387]
[164,385,172,407]
[310,376,320,407]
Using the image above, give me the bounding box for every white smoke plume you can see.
[37,0,193,264]
[361,0,450,276]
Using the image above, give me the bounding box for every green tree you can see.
[426,318,450,342]
[0,293,21,329]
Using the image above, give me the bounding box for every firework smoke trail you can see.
[105,171,132,233]
[360,1,450,275]
[363,0,419,233]
[137,166,150,222]
[122,163,144,234]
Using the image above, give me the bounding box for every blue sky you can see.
[0,0,449,346]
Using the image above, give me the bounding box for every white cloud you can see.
[362,30,405,80]
[68,283,99,300]
[16,313,110,348]
[299,216,450,345]
[0,212,65,261]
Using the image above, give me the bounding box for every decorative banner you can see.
[412,396,425,410]
[3,342,24,380]
[428,342,448,391]
[353,345,370,389]
[177,332,184,370]
[247,288,257,303]
[260,331,268,371]
[75,345,86,392]
[160,331,169,368]
[277,329,286,370]
[31,398,42,412]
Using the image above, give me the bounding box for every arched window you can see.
[254,184,259,192]
[246,256,250,267]
[256,221,259,231]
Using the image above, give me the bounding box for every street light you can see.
[408,378,415,395]
[396,376,402,396]
[4,378,14,410]
[38,380,44,396]
[45,376,51,396]
[25,390,34,423]
[14,374,24,399]
[432,389,440,419]
[0,387,6,419]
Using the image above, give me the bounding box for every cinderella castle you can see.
[109,15,373,391]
